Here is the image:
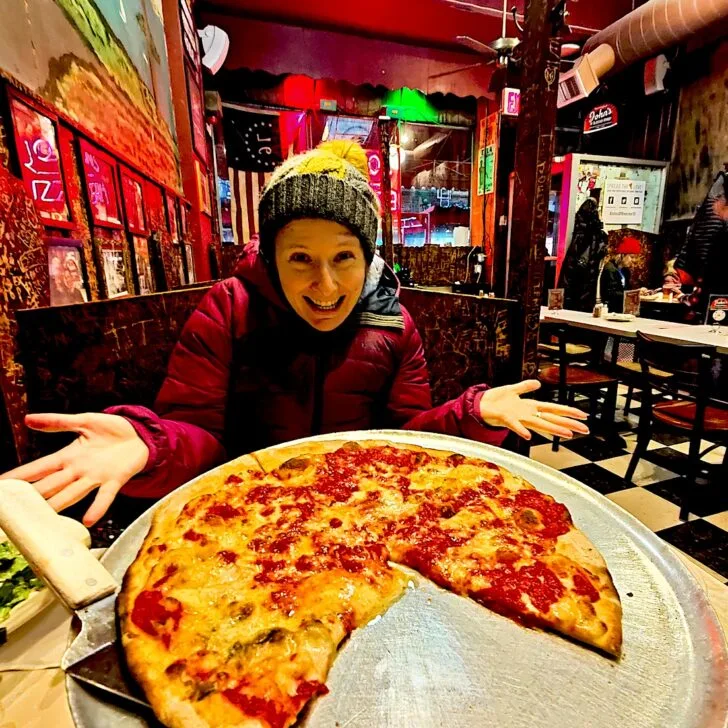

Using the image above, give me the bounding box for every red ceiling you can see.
[200,0,637,52]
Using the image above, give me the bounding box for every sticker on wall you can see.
[583,104,619,134]
[602,179,646,225]
[9,95,71,225]
[484,145,496,195]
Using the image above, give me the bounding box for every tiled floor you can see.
[529,385,728,584]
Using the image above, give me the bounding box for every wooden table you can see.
[541,307,728,355]
[0,551,725,728]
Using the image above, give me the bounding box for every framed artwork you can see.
[184,243,196,284]
[132,236,155,295]
[8,92,72,226]
[175,245,186,287]
[78,139,123,228]
[46,237,87,306]
[166,193,179,241]
[179,0,201,69]
[101,248,130,298]
[120,167,147,234]
[195,158,211,214]
[186,65,208,160]
[180,201,190,236]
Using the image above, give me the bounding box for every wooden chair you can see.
[537,327,619,451]
[610,334,673,417]
[625,332,728,519]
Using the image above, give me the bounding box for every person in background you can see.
[2,141,589,526]
[661,258,683,298]
[559,198,608,312]
[600,236,641,313]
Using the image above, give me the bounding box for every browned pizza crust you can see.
[120,439,622,728]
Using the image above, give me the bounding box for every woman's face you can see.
[275,219,367,332]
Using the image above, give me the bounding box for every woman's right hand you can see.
[0,413,149,526]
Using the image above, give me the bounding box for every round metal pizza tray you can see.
[67,430,728,728]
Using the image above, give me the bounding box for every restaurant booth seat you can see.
[625,332,728,520]
[537,327,618,452]
[7,287,520,465]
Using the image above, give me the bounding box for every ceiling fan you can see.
[451,0,521,68]
[444,0,583,66]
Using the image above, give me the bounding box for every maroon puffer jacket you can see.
[111,244,507,499]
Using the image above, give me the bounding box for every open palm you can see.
[1,413,149,526]
[479,380,589,440]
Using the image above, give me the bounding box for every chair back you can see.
[634,331,715,423]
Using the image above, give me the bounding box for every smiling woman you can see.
[2,141,588,526]
[275,220,367,331]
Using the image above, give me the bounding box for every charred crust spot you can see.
[279,456,310,471]
[254,628,287,644]
[165,660,187,677]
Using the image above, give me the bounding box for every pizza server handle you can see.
[0,479,117,611]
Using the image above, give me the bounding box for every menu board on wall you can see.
[120,168,147,233]
[9,96,71,224]
[79,139,122,227]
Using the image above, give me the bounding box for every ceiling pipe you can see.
[558,0,728,107]
[583,0,728,76]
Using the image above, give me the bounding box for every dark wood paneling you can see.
[15,288,210,458]
[400,288,518,403]
[507,0,562,381]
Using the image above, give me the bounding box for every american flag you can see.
[227,169,273,244]
[222,107,308,245]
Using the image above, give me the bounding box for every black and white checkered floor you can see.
[529,384,728,584]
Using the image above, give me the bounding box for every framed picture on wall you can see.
[184,243,196,284]
[46,237,88,306]
[195,158,211,214]
[180,201,190,237]
[166,193,179,241]
[78,139,123,228]
[8,92,72,226]
[186,65,208,160]
[179,0,201,69]
[120,167,147,234]
[132,235,155,295]
[101,247,130,298]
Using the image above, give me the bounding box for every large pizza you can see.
[119,439,622,728]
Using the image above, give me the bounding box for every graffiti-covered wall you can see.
[0,0,180,191]
[666,40,728,221]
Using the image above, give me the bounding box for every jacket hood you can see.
[233,240,404,330]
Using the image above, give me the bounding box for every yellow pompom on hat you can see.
[258,141,380,262]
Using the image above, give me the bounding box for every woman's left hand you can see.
[479,380,590,441]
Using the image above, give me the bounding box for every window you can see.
[399,123,472,246]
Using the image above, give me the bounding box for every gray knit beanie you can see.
[258,141,380,263]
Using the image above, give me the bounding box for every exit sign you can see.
[501,87,520,116]
[320,99,337,112]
